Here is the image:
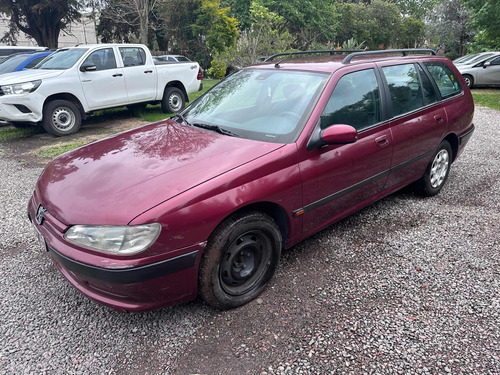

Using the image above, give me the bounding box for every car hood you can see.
[37,120,284,226]
[0,69,64,84]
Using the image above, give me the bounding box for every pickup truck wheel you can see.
[43,100,81,136]
[198,212,282,310]
[161,87,185,114]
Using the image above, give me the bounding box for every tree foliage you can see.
[462,0,500,50]
[0,0,82,48]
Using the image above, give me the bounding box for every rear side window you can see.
[382,64,423,116]
[320,69,381,131]
[417,65,438,105]
[24,56,46,69]
[424,62,461,99]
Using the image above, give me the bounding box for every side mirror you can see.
[307,124,358,151]
[80,62,97,72]
[483,61,491,68]
[321,124,358,144]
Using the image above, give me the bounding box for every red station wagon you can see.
[28,49,475,312]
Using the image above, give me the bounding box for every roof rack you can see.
[342,49,437,64]
[264,49,363,64]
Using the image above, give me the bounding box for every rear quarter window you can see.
[424,62,462,99]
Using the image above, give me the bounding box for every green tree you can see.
[426,0,472,57]
[225,1,293,67]
[462,0,500,50]
[0,0,82,48]
[192,0,239,55]
[261,0,338,49]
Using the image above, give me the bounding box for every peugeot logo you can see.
[35,204,47,225]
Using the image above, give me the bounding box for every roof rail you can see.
[264,49,363,63]
[342,49,437,64]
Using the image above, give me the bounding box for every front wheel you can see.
[161,87,185,114]
[42,100,81,136]
[198,212,282,310]
[414,140,452,196]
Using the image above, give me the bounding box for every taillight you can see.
[197,67,202,80]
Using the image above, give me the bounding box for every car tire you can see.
[161,87,185,114]
[42,100,81,136]
[198,211,282,310]
[414,140,452,197]
[462,74,474,89]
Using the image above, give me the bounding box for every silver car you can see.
[458,53,500,88]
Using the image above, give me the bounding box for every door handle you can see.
[112,73,123,77]
[144,70,153,74]
[375,135,389,148]
[434,115,444,124]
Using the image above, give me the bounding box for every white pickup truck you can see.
[0,43,202,136]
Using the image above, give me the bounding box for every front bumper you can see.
[0,92,44,123]
[28,194,204,312]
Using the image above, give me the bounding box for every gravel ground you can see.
[0,106,499,374]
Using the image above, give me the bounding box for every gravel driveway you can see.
[0,106,498,374]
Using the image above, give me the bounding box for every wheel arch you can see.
[163,81,189,103]
[43,93,85,118]
[212,202,290,250]
[443,133,459,162]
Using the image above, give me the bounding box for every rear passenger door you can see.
[118,46,156,103]
[378,62,449,189]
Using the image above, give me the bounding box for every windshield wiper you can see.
[192,122,238,137]
[172,113,192,126]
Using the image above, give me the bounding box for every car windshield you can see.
[182,69,329,143]
[34,48,88,70]
[0,54,31,74]
[453,54,478,64]
[466,53,496,65]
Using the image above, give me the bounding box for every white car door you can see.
[78,47,128,110]
[477,56,500,85]
[118,46,156,102]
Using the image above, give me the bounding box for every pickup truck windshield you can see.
[35,48,88,70]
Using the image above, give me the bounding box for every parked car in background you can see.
[0,51,53,75]
[453,54,479,65]
[0,46,48,56]
[0,44,202,136]
[454,52,498,67]
[28,49,475,312]
[458,53,500,88]
[153,55,191,63]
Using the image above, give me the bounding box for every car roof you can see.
[250,49,444,74]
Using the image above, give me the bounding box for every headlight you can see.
[1,80,41,95]
[64,223,161,255]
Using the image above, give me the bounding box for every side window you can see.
[24,56,46,69]
[382,64,423,116]
[83,48,117,71]
[320,69,381,131]
[417,65,438,105]
[423,62,462,99]
[488,56,500,66]
[119,47,147,67]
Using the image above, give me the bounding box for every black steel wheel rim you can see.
[219,230,272,296]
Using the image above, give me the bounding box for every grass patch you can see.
[0,126,44,141]
[471,88,500,111]
[139,79,219,123]
[38,141,87,159]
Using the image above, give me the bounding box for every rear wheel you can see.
[462,74,474,89]
[161,87,185,114]
[198,212,282,310]
[42,100,81,136]
[414,140,452,196]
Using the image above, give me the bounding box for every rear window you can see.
[424,62,462,99]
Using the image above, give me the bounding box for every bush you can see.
[208,59,227,79]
